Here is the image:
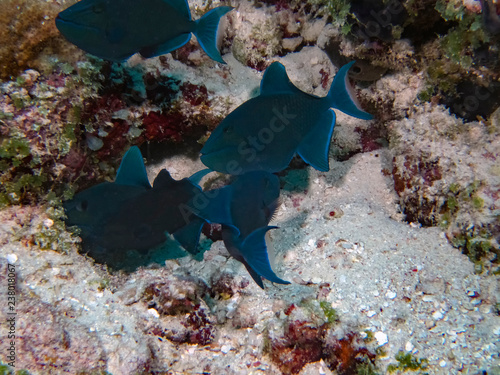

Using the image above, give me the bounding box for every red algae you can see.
[268,304,378,374]
[142,111,184,142]
[95,120,131,159]
[319,68,330,90]
[180,82,210,106]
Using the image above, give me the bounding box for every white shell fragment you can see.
[375,331,388,346]
[385,290,397,299]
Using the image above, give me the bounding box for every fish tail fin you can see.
[241,226,290,286]
[327,61,373,120]
[193,6,233,63]
[188,168,213,185]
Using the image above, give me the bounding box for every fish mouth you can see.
[56,15,86,29]
[55,14,101,33]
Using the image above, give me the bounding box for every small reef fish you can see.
[189,171,290,289]
[200,61,373,174]
[56,0,233,63]
[64,146,208,268]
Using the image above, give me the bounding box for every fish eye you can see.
[92,4,105,13]
[76,200,88,212]
[351,65,362,75]
[223,126,233,134]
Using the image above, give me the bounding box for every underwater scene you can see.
[1,0,500,373]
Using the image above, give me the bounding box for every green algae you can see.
[309,0,351,28]
[319,300,339,324]
[0,364,31,375]
[387,351,429,373]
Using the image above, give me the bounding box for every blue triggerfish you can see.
[55,0,233,63]
[64,146,209,269]
[189,171,290,289]
[200,61,373,174]
[480,0,500,35]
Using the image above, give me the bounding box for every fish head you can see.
[64,182,146,231]
[201,119,246,153]
[56,0,130,61]
[200,122,250,174]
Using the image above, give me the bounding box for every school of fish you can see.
[61,0,373,288]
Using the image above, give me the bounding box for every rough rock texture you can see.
[390,104,500,262]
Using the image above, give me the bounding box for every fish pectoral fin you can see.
[115,146,151,188]
[241,226,290,285]
[140,33,191,58]
[260,62,301,96]
[165,0,191,19]
[297,109,336,172]
[172,217,205,255]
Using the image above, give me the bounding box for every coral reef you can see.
[143,275,217,345]
[389,104,500,264]
[267,301,378,374]
[0,0,78,80]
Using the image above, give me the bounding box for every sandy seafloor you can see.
[1,0,500,374]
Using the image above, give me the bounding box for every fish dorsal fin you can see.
[115,146,151,188]
[260,62,301,96]
[153,169,177,189]
[165,0,191,19]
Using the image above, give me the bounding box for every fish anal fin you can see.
[115,146,151,188]
[173,217,205,255]
[140,33,191,58]
[241,226,290,285]
[297,109,336,172]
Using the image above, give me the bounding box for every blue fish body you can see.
[200,61,373,174]
[480,0,500,35]
[64,146,207,267]
[56,0,232,63]
[190,171,290,288]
